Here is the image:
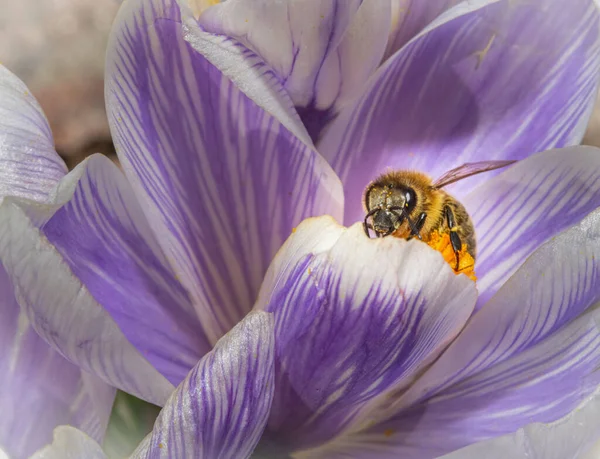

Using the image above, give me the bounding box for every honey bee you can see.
[363,160,516,271]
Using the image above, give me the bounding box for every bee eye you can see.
[404,189,417,212]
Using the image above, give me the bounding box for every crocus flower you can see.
[0,68,116,458]
[2,0,600,458]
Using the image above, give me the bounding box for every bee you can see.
[363,160,516,271]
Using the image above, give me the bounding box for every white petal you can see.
[0,65,66,203]
[30,426,106,459]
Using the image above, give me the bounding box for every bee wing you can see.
[432,160,517,189]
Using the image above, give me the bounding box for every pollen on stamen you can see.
[426,231,477,281]
[383,429,395,437]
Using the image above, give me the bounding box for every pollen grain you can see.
[427,231,477,281]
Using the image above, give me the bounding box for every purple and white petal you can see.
[0,199,175,406]
[106,0,343,343]
[179,0,314,147]
[390,206,600,412]
[0,65,66,203]
[384,0,458,60]
[35,154,210,387]
[318,0,600,224]
[30,426,107,459]
[198,0,391,141]
[130,311,275,459]
[465,146,600,310]
[306,302,600,459]
[254,217,477,450]
[0,268,114,458]
[440,388,600,459]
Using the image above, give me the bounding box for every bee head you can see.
[363,183,417,238]
[371,208,401,236]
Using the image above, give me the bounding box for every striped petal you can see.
[30,427,107,459]
[465,146,600,310]
[130,311,274,459]
[318,0,600,224]
[387,206,600,414]
[37,155,210,387]
[0,268,114,458]
[0,65,66,202]
[254,217,477,450]
[307,301,600,459]
[179,0,314,148]
[0,197,175,406]
[198,0,391,141]
[303,207,600,458]
[440,389,600,459]
[384,0,458,60]
[105,0,343,344]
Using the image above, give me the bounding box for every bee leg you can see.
[363,209,379,238]
[444,206,462,270]
[388,207,424,240]
[414,212,427,238]
[406,212,427,241]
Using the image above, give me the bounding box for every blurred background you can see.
[1,0,600,457]
[0,0,119,169]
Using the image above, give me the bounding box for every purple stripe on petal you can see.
[105,0,344,343]
[0,66,66,203]
[384,0,458,60]
[465,147,600,311]
[130,311,274,459]
[317,304,600,459]
[0,267,114,458]
[254,218,477,450]
[198,0,391,141]
[318,0,600,225]
[440,387,600,459]
[0,199,175,406]
[180,1,315,148]
[392,207,600,414]
[29,426,107,459]
[39,155,210,387]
